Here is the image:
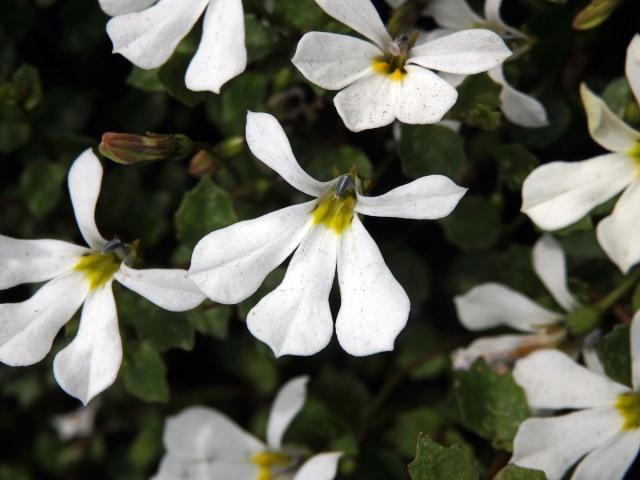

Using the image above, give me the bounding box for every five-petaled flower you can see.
[510,310,640,480]
[522,35,640,273]
[0,150,205,404]
[453,235,577,370]
[152,376,342,480]
[189,112,467,357]
[291,0,511,132]
[99,0,246,93]
[417,0,549,128]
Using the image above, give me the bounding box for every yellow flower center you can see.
[312,181,356,234]
[74,253,120,290]
[250,451,292,480]
[615,392,640,431]
[628,143,640,167]
[371,58,406,82]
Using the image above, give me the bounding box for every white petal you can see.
[292,32,381,90]
[488,66,549,128]
[153,456,258,480]
[423,0,483,30]
[596,181,640,273]
[632,310,640,390]
[355,175,466,219]
[106,0,208,70]
[513,349,629,410]
[394,65,458,125]
[451,333,539,370]
[53,282,121,404]
[334,73,397,132]
[580,83,640,153]
[313,0,391,49]
[439,72,466,87]
[454,283,562,333]
[189,202,315,304]
[294,452,343,480]
[532,235,579,312]
[626,35,640,106]
[98,0,155,16]
[511,408,624,480]
[267,376,309,449]
[0,273,88,366]
[571,430,640,480]
[335,216,409,356]
[409,29,511,75]
[163,406,264,461]
[247,227,337,357]
[114,264,205,311]
[0,235,88,289]
[68,149,107,250]
[245,112,329,196]
[521,153,636,231]
[185,0,246,93]
[483,0,524,38]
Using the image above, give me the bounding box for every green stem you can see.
[595,267,640,313]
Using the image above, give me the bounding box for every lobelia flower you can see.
[99,0,246,93]
[522,35,640,273]
[152,376,342,480]
[189,112,467,357]
[387,0,548,128]
[452,235,577,370]
[510,310,640,480]
[0,149,205,404]
[291,0,511,132]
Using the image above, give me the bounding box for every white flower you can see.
[99,0,246,93]
[521,35,640,273]
[189,112,466,357]
[291,0,511,132]
[152,376,342,480]
[452,235,577,370]
[406,0,549,128]
[51,400,101,441]
[510,310,640,480]
[0,149,205,404]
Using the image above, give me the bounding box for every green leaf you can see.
[572,0,621,30]
[207,72,268,135]
[388,408,445,457]
[128,416,163,470]
[448,74,502,130]
[596,324,631,387]
[493,144,539,191]
[20,160,66,218]
[175,177,237,250]
[399,125,466,179]
[118,288,196,352]
[0,102,29,153]
[158,52,207,107]
[308,145,373,181]
[245,14,278,62]
[188,305,231,339]
[272,0,325,30]
[126,67,165,93]
[123,343,169,403]
[565,306,600,336]
[453,360,530,450]
[12,64,42,110]
[495,465,547,480]
[441,195,502,251]
[408,434,478,480]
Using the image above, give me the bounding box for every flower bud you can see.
[99,132,194,165]
[188,150,217,177]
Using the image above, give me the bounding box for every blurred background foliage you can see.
[0,0,639,478]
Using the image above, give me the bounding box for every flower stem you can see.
[595,267,640,313]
